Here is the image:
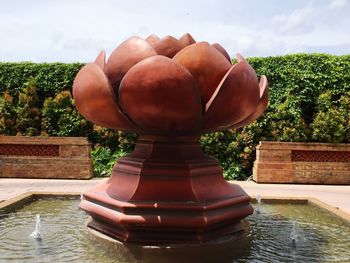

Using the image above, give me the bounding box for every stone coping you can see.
[1,191,349,223]
[257,141,350,150]
[0,191,79,212]
[0,135,90,145]
[250,195,350,222]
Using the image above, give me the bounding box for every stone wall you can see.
[253,141,350,184]
[0,136,92,179]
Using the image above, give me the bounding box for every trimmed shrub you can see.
[91,147,127,177]
[0,91,16,135]
[15,77,41,136]
[0,62,83,102]
[41,90,92,137]
[311,91,350,143]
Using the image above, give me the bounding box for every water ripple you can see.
[0,198,350,263]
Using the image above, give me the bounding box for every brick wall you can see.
[0,136,92,179]
[253,141,350,184]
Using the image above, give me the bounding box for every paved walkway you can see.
[1,178,349,216]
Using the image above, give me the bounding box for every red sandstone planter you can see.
[74,33,268,244]
[253,141,350,185]
[0,136,92,179]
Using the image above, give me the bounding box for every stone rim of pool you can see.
[1,193,350,263]
[2,192,349,223]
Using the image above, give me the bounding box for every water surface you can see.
[0,197,349,263]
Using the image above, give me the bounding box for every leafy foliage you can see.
[311,91,350,143]
[0,78,42,136]
[200,131,242,179]
[41,90,92,136]
[0,62,83,101]
[90,147,128,177]
[15,77,41,135]
[0,91,16,135]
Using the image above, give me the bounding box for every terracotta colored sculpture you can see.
[74,33,268,244]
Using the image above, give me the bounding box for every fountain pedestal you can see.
[80,135,253,244]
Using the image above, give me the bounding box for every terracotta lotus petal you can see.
[145,34,160,45]
[105,36,157,95]
[119,55,202,135]
[212,43,231,63]
[202,56,260,132]
[179,33,196,47]
[173,42,232,107]
[73,63,134,130]
[236,53,246,63]
[94,51,106,70]
[230,75,269,129]
[152,35,184,58]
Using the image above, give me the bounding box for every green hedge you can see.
[0,53,349,179]
[0,62,83,101]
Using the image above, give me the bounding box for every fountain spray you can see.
[30,214,42,240]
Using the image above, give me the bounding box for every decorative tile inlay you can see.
[292,150,350,163]
[0,144,59,156]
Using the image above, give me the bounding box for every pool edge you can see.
[1,192,349,223]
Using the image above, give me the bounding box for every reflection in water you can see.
[290,220,299,248]
[0,197,349,263]
[255,194,262,214]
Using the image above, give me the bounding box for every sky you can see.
[0,0,349,62]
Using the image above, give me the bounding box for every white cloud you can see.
[237,36,255,51]
[0,0,349,62]
[273,7,316,35]
[269,0,350,52]
[329,0,348,8]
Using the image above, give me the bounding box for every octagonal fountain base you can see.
[80,135,253,245]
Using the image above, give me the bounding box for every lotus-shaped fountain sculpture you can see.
[73,33,267,135]
[75,33,268,245]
